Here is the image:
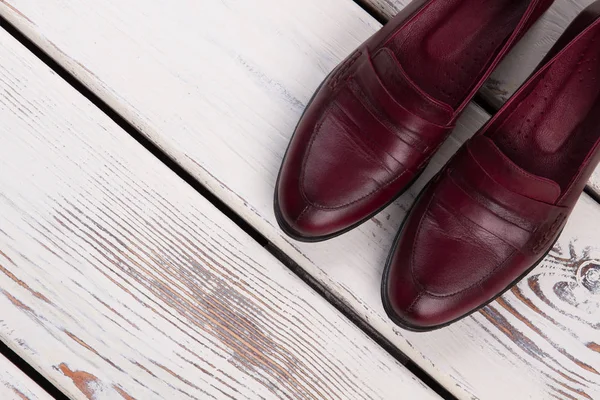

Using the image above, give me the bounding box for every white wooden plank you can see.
[0,27,439,400]
[361,0,410,21]
[1,1,599,398]
[347,0,600,196]
[0,354,53,400]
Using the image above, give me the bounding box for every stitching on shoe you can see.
[300,167,408,210]
[409,192,519,298]
[347,78,430,154]
[330,51,362,89]
[466,145,561,224]
[447,172,533,234]
[299,103,409,210]
[407,292,423,313]
[376,48,454,114]
[295,205,311,225]
[334,103,397,174]
[298,50,453,211]
[531,213,566,253]
[476,141,562,200]
[436,199,523,252]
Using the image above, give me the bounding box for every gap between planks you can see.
[0,352,52,400]
[0,340,69,400]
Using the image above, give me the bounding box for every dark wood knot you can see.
[578,261,600,295]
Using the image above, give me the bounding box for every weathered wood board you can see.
[0,1,599,399]
[0,355,53,400]
[0,26,440,400]
[361,0,410,20]
[349,0,600,196]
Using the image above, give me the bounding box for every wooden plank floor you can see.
[358,0,600,196]
[0,355,52,400]
[0,26,439,400]
[1,1,598,399]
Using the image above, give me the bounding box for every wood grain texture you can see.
[0,27,439,400]
[0,1,599,398]
[0,354,52,400]
[345,0,600,196]
[359,0,409,21]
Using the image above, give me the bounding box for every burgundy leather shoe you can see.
[275,0,554,241]
[382,1,600,331]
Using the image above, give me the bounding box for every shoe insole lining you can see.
[491,22,600,191]
[388,0,530,108]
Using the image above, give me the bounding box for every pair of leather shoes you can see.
[275,0,600,331]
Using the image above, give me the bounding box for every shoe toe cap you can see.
[383,188,514,330]
[275,72,426,239]
[384,269,454,330]
[275,197,337,240]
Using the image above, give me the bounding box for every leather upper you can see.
[384,3,600,330]
[276,0,554,240]
[385,137,570,328]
